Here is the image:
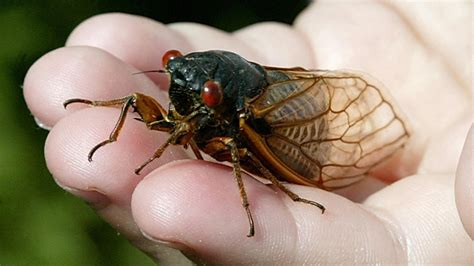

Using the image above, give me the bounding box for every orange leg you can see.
[247,152,325,214]
[204,137,255,237]
[64,93,170,163]
[227,139,255,237]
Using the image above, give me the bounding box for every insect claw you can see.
[63,98,93,109]
[247,229,254,238]
[87,146,98,162]
[88,139,113,162]
[134,164,146,175]
[134,132,177,175]
[134,162,151,175]
[319,206,326,214]
[244,205,255,237]
[295,197,326,214]
[134,168,140,175]
[313,202,325,214]
[133,146,164,175]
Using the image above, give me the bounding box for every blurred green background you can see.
[0,0,307,264]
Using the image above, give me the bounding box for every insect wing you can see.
[248,68,410,189]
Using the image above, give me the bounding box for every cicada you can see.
[64,50,410,237]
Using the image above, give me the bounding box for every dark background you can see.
[0,0,308,264]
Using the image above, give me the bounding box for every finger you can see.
[455,124,473,239]
[387,1,471,88]
[32,45,193,263]
[233,22,315,68]
[24,46,161,129]
[45,107,187,202]
[168,22,262,62]
[419,112,471,173]
[66,13,192,88]
[132,160,411,264]
[45,105,190,262]
[364,174,473,263]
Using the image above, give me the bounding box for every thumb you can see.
[455,124,473,240]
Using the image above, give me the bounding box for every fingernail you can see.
[59,184,111,210]
[139,229,204,264]
[34,116,52,130]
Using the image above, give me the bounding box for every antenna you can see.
[132,69,168,75]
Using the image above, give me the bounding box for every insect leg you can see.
[134,121,193,174]
[65,95,136,162]
[64,93,169,162]
[227,140,255,237]
[63,95,134,109]
[188,139,204,160]
[247,152,325,214]
[134,134,172,175]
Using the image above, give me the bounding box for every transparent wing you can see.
[249,68,410,189]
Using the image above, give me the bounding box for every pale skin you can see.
[24,1,472,265]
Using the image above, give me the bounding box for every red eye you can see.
[162,50,183,67]
[201,80,223,107]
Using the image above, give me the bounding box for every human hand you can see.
[24,1,472,264]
